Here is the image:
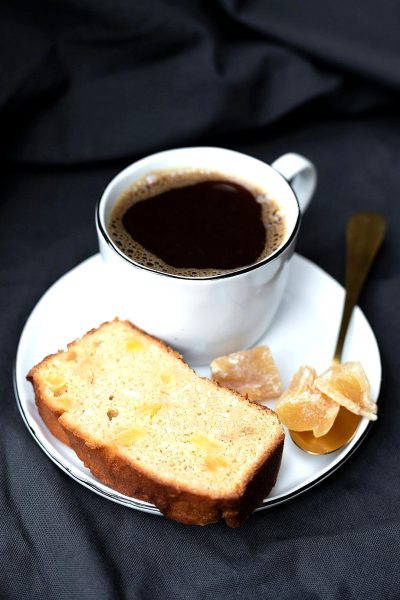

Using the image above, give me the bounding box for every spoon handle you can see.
[333,212,386,363]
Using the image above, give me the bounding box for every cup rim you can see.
[96,146,301,281]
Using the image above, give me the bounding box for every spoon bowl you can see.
[290,407,361,454]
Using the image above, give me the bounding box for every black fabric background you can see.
[1,1,399,599]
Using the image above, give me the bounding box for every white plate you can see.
[14,253,380,515]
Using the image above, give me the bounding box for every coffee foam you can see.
[108,168,286,277]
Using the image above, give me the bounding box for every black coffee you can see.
[109,169,285,277]
[121,181,265,270]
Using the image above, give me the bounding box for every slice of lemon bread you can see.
[27,319,284,526]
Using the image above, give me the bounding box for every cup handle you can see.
[271,153,317,213]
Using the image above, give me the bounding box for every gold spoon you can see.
[289,212,386,454]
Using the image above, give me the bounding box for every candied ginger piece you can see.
[126,338,143,352]
[315,361,377,421]
[190,434,221,452]
[189,435,227,471]
[204,455,228,471]
[114,427,146,446]
[275,366,340,437]
[210,346,282,403]
[46,374,68,396]
[61,350,78,362]
[136,402,162,418]
[57,397,72,411]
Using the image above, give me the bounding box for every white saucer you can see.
[14,253,381,515]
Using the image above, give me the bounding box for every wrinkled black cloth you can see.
[1,2,399,599]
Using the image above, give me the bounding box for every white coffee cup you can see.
[96,147,316,364]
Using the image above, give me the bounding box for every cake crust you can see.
[64,423,283,526]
